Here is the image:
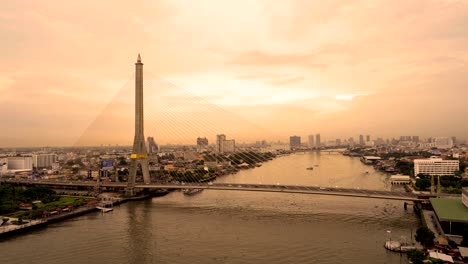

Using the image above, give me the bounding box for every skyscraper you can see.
[32,154,56,168]
[128,54,151,194]
[366,135,370,142]
[308,134,315,148]
[216,134,226,153]
[216,134,235,153]
[197,137,209,152]
[290,136,301,147]
[359,135,364,145]
[147,137,159,154]
[316,134,321,148]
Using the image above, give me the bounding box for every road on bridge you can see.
[2,179,422,201]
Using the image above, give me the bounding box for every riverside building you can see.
[414,157,459,176]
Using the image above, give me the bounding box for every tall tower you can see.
[127,54,150,195]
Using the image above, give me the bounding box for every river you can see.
[0,152,418,263]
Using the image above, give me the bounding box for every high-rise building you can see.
[308,135,315,148]
[359,135,364,145]
[348,137,355,147]
[216,134,226,153]
[196,137,209,152]
[7,157,33,170]
[434,137,454,149]
[216,134,235,153]
[375,138,385,146]
[336,139,341,146]
[412,136,420,143]
[32,154,56,168]
[147,137,159,154]
[289,136,301,148]
[400,136,412,142]
[366,135,370,142]
[316,134,321,148]
[451,136,457,145]
[223,140,236,153]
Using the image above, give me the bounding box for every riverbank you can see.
[0,190,169,239]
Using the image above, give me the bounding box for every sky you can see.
[0,0,467,147]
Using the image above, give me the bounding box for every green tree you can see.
[118,157,128,166]
[415,226,435,248]
[415,178,431,191]
[407,249,426,264]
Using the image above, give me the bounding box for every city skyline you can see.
[1,1,468,147]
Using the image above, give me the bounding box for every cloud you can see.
[230,50,328,69]
[1,0,468,146]
[267,76,305,86]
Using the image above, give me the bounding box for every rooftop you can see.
[430,198,468,223]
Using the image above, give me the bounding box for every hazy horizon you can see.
[1,1,467,147]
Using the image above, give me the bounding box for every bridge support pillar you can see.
[125,187,135,196]
[95,174,102,194]
[437,175,441,197]
[430,175,435,194]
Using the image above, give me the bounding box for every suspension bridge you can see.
[8,55,427,202]
[2,178,424,201]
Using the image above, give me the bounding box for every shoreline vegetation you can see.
[346,147,467,194]
[0,184,96,235]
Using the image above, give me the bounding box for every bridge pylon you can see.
[127,54,151,196]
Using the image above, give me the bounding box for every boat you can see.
[183,189,204,196]
[96,206,113,213]
[384,241,416,252]
[306,167,314,170]
[96,201,113,213]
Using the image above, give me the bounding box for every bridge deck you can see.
[2,180,421,201]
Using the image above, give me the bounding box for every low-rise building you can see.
[430,197,468,236]
[390,174,410,184]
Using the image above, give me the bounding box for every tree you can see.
[415,178,431,191]
[407,249,426,264]
[118,157,128,166]
[415,226,435,248]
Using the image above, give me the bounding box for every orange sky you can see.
[1,0,467,147]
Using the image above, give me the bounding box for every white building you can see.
[390,174,410,184]
[414,157,459,176]
[7,157,33,170]
[32,154,57,168]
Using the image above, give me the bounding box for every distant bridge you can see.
[2,179,422,201]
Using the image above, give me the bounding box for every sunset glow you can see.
[1,0,467,146]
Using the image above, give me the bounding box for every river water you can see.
[0,152,418,263]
